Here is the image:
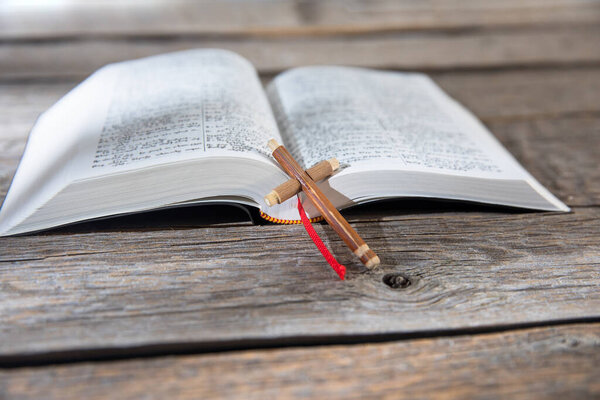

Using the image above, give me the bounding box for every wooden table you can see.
[1,1,599,398]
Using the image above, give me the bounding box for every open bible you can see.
[0,49,568,236]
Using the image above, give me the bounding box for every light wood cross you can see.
[265,139,380,269]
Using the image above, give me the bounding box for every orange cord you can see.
[260,210,324,225]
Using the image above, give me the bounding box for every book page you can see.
[0,49,282,234]
[268,66,524,179]
[90,49,281,172]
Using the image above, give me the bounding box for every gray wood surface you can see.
[0,0,599,398]
[3,0,599,38]
[3,26,600,79]
[1,207,599,360]
[2,324,599,399]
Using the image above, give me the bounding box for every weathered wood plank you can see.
[1,324,599,399]
[435,68,600,121]
[0,207,598,359]
[2,26,599,79]
[2,0,599,38]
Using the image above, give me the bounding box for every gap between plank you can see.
[1,21,598,43]
[4,62,600,84]
[1,316,599,370]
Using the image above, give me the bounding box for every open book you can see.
[0,49,568,236]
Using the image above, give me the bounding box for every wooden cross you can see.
[265,139,380,269]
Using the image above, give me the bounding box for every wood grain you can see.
[435,68,600,121]
[1,323,599,399]
[0,207,598,360]
[2,26,599,79]
[2,0,599,39]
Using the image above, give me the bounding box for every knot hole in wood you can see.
[382,273,411,289]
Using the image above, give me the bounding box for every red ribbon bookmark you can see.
[297,197,346,280]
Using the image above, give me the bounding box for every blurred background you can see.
[2,0,599,78]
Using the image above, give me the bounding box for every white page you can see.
[89,49,281,174]
[0,49,282,234]
[268,66,568,213]
[0,68,114,234]
[269,66,524,179]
